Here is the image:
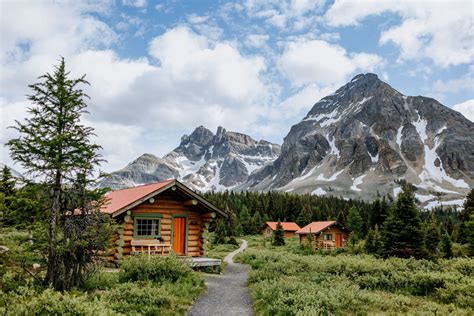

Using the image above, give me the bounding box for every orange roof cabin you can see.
[101,179,227,264]
[296,221,350,250]
[262,222,301,238]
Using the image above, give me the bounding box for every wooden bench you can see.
[131,239,171,256]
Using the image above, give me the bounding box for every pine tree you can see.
[239,205,252,235]
[381,185,424,258]
[423,213,441,258]
[273,221,285,246]
[213,218,227,244]
[0,166,16,197]
[467,214,474,256]
[365,224,383,256]
[441,231,454,259]
[459,189,474,244]
[252,211,263,234]
[297,205,312,227]
[346,206,363,243]
[6,58,109,290]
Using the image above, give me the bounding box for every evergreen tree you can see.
[297,205,312,227]
[365,224,383,256]
[252,210,263,234]
[423,212,441,258]
[467,214,474,256]
[459,189,474,244]
[381,185,424,258]
[273,221,285,246]
[0,166,16,197]
[239,205,252,235]
[346,206,363,242]
[6,58,109,290]
[213,218,227,244]
[441,231,454,259]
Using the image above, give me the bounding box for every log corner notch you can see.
[183,199,198,206]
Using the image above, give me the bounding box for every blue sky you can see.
[1,0,473,173]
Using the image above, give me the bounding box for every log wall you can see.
[108,193,217,264]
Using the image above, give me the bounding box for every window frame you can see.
[323,233,333,241]
[133,214,162,239]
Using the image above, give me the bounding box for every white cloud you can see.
[122,0,147,8]
[452,99,474,122]
[278,39,383,87]
[243,0,324,30]
[187,14,209,24]
[245,34,270,48]
[433,67,474,94]
[325,1,474,67]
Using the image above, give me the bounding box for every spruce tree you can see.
[0,166,16,197]
[381,185,424,258]
[466,214,474,256]
[252,211,263,234]
[213,218,227,244]
[459,189,474,244]
[273,221,285,246]
[7,58,109,290]
[239,205,252,235]
[441,231,454,259]
[423,213,441,258]
[346,206,363,242]
[297,205,312,227]
[365,224,382,256]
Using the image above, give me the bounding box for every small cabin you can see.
[262,222,301,238]
[296,221,350,250]
[101,179,226,264]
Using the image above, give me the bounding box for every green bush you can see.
[0,287,115,315]
[104,282,173,314]
[239,243,474,315]
[81,271,119,291]
[119,254,193,283]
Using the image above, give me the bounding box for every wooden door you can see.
[173,217,186,255]
[335,233,342,247]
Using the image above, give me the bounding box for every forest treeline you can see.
[203,187,474,258]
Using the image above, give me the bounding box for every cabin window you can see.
[134,214,162,238]
[323,233,333,241]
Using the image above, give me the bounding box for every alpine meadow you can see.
[1,1,473,315]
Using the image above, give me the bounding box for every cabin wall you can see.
[109,193,215,264]
[262,227,273,237]
[299,226,349,249]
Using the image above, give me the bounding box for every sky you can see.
[1,0,473,174]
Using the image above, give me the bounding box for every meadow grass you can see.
[236,235,474,315]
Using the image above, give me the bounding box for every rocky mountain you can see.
[99,126,281,191]
[239,73,473,208]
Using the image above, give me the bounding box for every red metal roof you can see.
[296,221,342,234]
[101,180,175,215]
[266,222,301,232]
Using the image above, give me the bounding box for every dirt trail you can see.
[188,240,253,316]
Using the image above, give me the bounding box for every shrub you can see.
[0,287,114,315]
[119,254,193,283]
[81,270,119,291]
[104,282,173,314]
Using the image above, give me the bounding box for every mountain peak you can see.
[350,73,379,82]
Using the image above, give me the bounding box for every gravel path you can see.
[188,240,253,316]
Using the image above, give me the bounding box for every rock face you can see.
[100,73,473,208]
[99,126,281,191]
[239,73,473,206]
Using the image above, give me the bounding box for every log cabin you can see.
[262,222,301,238]
[101,179,227,264]
[296,221,350,250]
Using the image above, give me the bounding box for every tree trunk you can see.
[44,171,61,287]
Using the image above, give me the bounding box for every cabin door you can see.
[173,217,187,255]
[335,233,342,247]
